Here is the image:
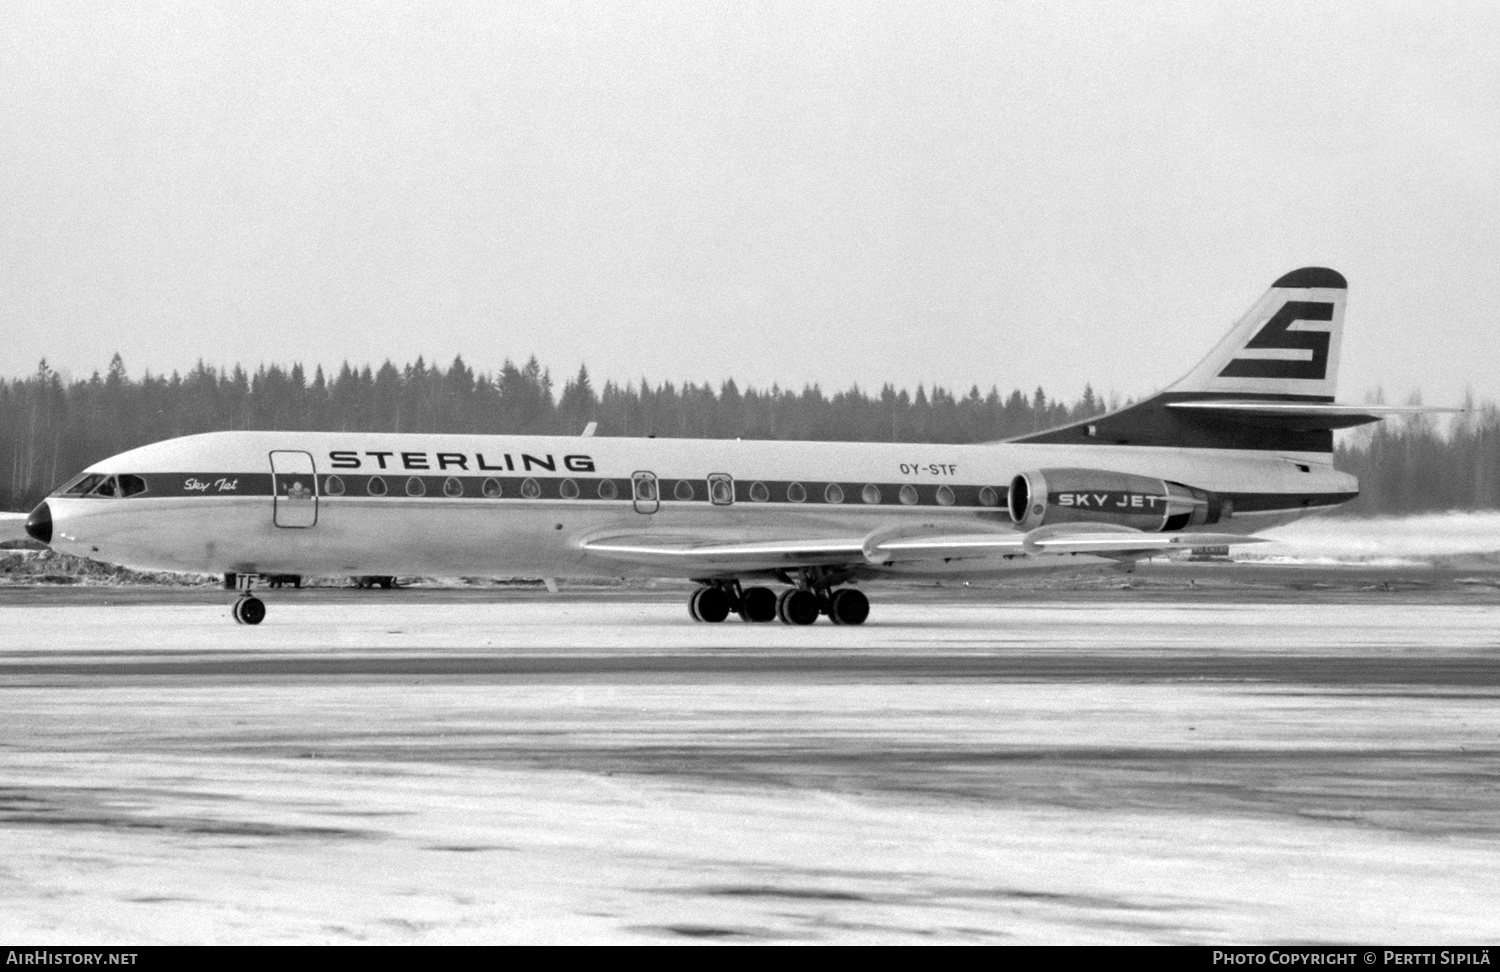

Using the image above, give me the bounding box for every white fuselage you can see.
[38,430,1355,580]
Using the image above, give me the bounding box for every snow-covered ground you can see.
[0,596,1498,943]
[1250,512,1500,567]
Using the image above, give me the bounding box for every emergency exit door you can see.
[270,451,319,528]
[631,471,659,514]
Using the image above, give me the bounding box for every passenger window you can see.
[824,483,844,504]
[521,478,542,499]
[749,481,770,503]
[406,477,426,497]
[482,478,502,498]
[898,484,918,505]
[708,474,733,506]
[443,477,464,497]
[368,476,388,496]
[674,480,695,501]
[935,485,955,506]
[786,482,807,503]
[597,479,618,500]
[861,484,882,505]
[978,486,1000,507]
[560,478,580,499]
[118,474,148,497]
[324,475,346,496]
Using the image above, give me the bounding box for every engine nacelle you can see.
[1008,467,1223,532]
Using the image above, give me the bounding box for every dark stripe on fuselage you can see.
[55,472,1356,517]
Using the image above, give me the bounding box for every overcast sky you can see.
[2,1,1495,406]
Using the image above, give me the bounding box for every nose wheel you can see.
[232,594,266,625]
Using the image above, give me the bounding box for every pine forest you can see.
[2,355,1490,517]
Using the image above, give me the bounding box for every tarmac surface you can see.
[2,564,1499,943]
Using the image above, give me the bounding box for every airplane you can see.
[11,267,1440,626]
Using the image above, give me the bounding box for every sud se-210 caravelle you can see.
[9,268,1428,626]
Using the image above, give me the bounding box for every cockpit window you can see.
[118,474,148,497]
[91,476,119,497]
[63,474,105,496]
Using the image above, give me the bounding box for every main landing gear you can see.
[225,572,266,626]
[688,576,869,626]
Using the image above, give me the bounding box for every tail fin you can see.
[1167,267,1346,399]
[1016,268,1350,453]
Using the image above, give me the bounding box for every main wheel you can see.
[689,586,731,623]
[776,588,820,625]
[233,595,266,626]
[738,586,778,623]
[828,588,869,626]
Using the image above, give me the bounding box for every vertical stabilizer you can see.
[1015,268,1350,452]
[1167,267,1346,400]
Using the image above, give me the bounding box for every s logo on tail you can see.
[1218,301,1335,381]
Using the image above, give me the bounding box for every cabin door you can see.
[631,471,659,514]
[270,451,319,528]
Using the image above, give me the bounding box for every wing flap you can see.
[1022,530,1265,554]
[582,525,1265,572]
[580,535,865,571]
[867,528,1262,561]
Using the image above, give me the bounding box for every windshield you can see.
[61,473,106,496]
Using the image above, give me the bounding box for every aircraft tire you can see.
[776,588,820,625]
[828,588,869,626]
[738,586,777,623]
[690,586,731,623]
[236,596,266,626]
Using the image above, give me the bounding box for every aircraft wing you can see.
[581,525,1265,572]
[0,512,29,543]
[580,535,867,572]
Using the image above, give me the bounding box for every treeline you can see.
[1334,398,1500,516]
[1,354,1494,516]
[1,354,1105,512]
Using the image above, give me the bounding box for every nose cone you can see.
[25,502,52,545]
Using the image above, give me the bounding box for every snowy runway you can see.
[1,584,1498,943]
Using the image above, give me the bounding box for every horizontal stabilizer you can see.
[1164,399,1464,431]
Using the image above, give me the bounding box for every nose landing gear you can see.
[225,572,267,625]
[232,594,266,625]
